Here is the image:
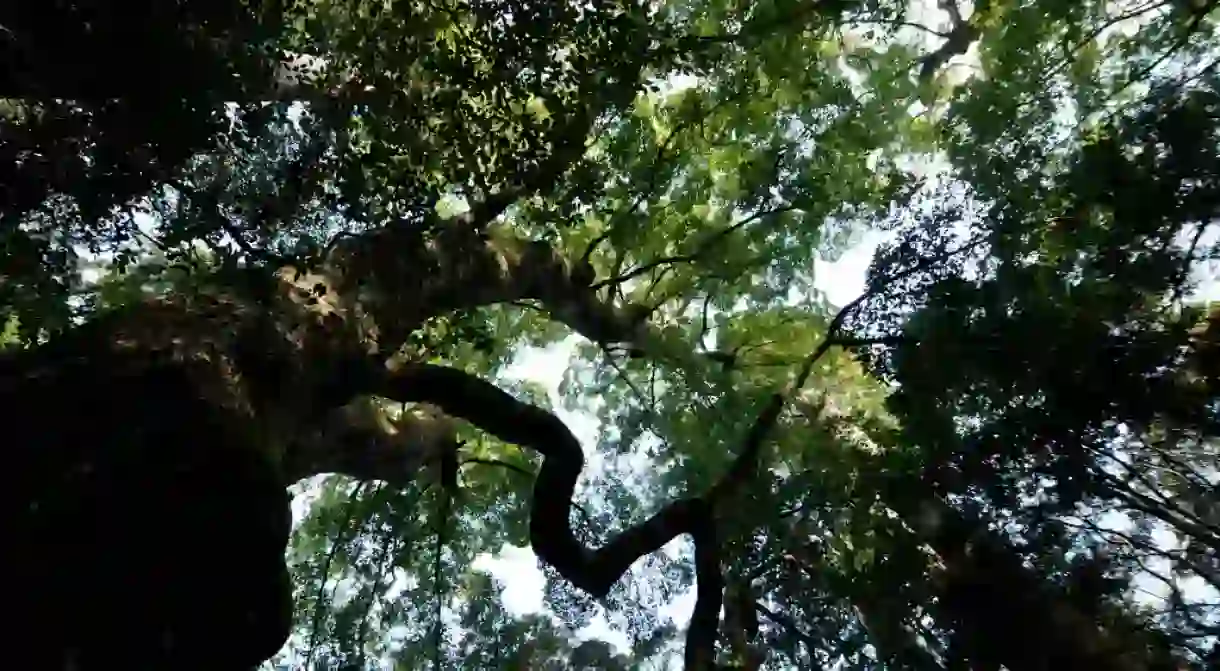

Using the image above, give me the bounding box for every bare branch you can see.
[845,18,954,38]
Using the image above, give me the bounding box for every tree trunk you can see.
[908,497,1180,671]
[2,302,295,670]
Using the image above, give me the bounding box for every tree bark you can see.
[2,297,296,670]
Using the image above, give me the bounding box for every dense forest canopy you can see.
[2,0,1219,668]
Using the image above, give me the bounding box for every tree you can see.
[3,0,1220,669]
[850,82,1220,670]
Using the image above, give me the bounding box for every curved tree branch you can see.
[342,284,849,667]
[371,362,699,594]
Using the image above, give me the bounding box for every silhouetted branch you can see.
[598,205,799,289]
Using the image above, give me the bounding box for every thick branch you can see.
[321,224,652,354]
[284,398,460,486]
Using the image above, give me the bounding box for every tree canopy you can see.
[2,0,1219,669]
